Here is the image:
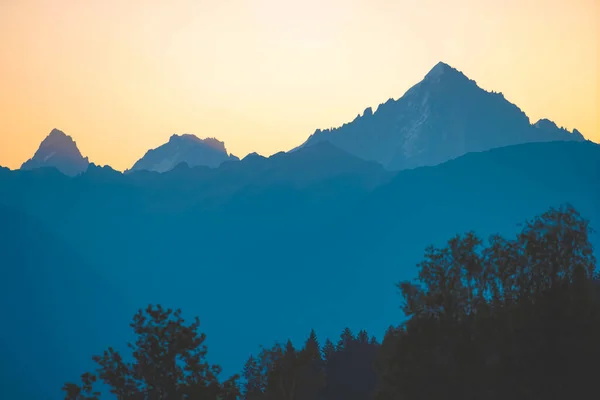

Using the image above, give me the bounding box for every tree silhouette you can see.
[321,339,335,365]
[63,305,239,400]
[295,329,325,400]
[242,356,264,400]
[377,204,600,399]
[62,205,599,400]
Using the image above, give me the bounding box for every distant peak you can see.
[49,128,68,137]
[242,152,266,161]
[169,133,200,143]
[425,61,452,79]
[36,129,86,160]
[21,128,89,176]
[533,119,559,130]
[168,134,227,153]
[423,61,470,84]
[42,128,76,146]
[85,163,117,174]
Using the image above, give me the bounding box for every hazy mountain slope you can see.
[129,134,239,173]
[0,207,134,400]
[20,128,89,176]
[304,140,600,331]
[299,62,585,170]
[0,141,598,399]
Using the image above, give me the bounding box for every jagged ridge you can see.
[299,61,585,170]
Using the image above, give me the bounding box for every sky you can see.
[0,0,598,171]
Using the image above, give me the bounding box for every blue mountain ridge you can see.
[0,139,598,399]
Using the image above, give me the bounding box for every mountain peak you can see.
[130,134,235,173]
[21,128,89,176]
[168,134,228,154]
[424,61,466,80]
[41,128,76,148]
[298,63,585,170]
[49,127,68,137]
[169,133,201,143]
[242,152,266,161]
[533,119,559,131]
[425,61,452,78]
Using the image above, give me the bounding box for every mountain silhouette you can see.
[129,134,239,173]
[1,139,598,399]
[221,141,390,188]
[17,62,590,176]
[298,61,585,170]
[20,128,89,176]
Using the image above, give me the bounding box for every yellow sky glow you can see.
[0,0,598,171]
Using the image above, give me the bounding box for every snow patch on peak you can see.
[43,152,56,162]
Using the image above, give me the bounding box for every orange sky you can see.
[0,0,598,171]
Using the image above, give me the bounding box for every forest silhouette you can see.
[63,204,600,399]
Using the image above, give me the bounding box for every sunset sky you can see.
[0,0,598,171]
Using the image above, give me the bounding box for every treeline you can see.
[64,205,600,399]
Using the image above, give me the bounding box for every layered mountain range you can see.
[2,139,599,400]
[1,62,598,399]
[14,62,588,176]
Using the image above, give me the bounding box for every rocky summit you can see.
[298,61,585,170]
[20,128,89,176]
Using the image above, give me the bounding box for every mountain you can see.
[298,62,585,170]
[1,140,598,399]
[129,134,239,173]
[20,128,89,176]
[219,141,390,189]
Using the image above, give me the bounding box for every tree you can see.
[62,305,239,400]
[321,339,335,365]
[63,373,100,400]
[357,330,369,344]
[245,328,379,400]
[295,330,325,400]
[302,330,320,361]
[264,340,298,400]
[242,356,265,400]
[378,205,600,400]
[336,328,354,351]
